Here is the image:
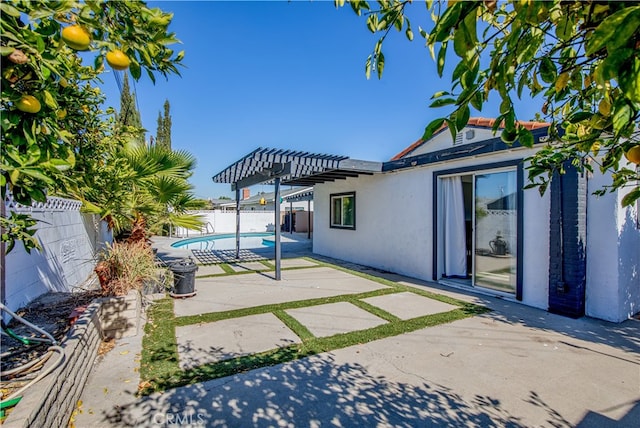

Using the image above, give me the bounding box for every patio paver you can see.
[270,258,320,268]
[286,302,387,337]
[228,261,270,272]
[195,264,225,276]
[173,266,389,317]
[362,291,458,320]
[175,313,301,370]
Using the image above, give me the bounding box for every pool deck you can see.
[152,232,313,265]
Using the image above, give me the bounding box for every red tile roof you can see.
[390,117,550,160]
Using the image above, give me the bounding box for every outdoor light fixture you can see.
[259,197,266,205]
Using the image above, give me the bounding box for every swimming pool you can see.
[171,232,274,251]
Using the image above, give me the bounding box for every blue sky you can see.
[98,1,540,199]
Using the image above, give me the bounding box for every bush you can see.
[95,241,157,296]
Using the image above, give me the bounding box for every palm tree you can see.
[74,143,204,242]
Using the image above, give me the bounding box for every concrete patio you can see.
[74,256,640,427]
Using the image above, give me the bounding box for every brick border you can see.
[4,291,141,427]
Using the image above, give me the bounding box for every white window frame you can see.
[330,192,356,230]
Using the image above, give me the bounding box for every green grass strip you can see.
[174,286,400,327]
[273,309,315,341]
[219,263,236,274]
[140,298,178,389]
[349,299,401,323]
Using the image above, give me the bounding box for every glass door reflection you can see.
[473,170,517,293]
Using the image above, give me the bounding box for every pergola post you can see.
[274,177,281,280]
[235,187,240,260]
[289,200,293,234]
[307,199,311,239]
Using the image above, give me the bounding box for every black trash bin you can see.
[169,258,198,298]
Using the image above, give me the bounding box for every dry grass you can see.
[96,241,157,296]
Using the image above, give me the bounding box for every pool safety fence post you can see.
[274,177,282,280]
[235,187,240,260]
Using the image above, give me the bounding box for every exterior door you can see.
[473,170,517,293]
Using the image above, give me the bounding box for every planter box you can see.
[3,290,142,427]
[98,290,141,339]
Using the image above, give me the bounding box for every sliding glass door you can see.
[473,170,517,293]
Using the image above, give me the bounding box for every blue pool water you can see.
[171,232,274,251]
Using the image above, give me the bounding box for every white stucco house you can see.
[312,117,640,323]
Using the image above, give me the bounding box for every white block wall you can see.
[3,198,111,316]
[174,211,278,237]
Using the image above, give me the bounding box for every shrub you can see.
[95,241,157,296]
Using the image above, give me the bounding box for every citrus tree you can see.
[1,0,184,251]
[338,0,640,206]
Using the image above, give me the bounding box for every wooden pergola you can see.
[212,148,381,279]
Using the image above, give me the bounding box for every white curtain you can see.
[442,176,467,277]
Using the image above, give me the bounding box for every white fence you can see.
[3,196,112,316]
[173,210,277,237]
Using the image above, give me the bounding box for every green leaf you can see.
[130,60,141,80]
[618,56,640,103]
[456,105,470,131]
[567,111,592,123]
[366,14,377,33]
[470,91,483,111]
[501,128,517,144]
[36,36,45,54]
[437,42,448,77]
[539,57,557,84]
[585,6,640,56]
[445,118,457,141]
[518,128,534,148]
[429,98,456,108]
[432,2,463,42]
[499,99,511,114]
[555,15,574,41]
[365,55,372,80]
[621,186,640,207]
[452,60,467,82]
[29,187,47,203]
[0,46,16,56]
[422,117,445,141]
[0,3,21,17]
[376,52,384,79]
[612,102,632,135]
[598,48,634,81]
[26,145,41,164]
[406,27,413,41]
[43,90,58,109]
[431,90,451,99]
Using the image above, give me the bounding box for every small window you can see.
[330,192,356,230]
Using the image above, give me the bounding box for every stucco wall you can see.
[314,147,551,310]
[586,166,640,322]
[4,197,112,315]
